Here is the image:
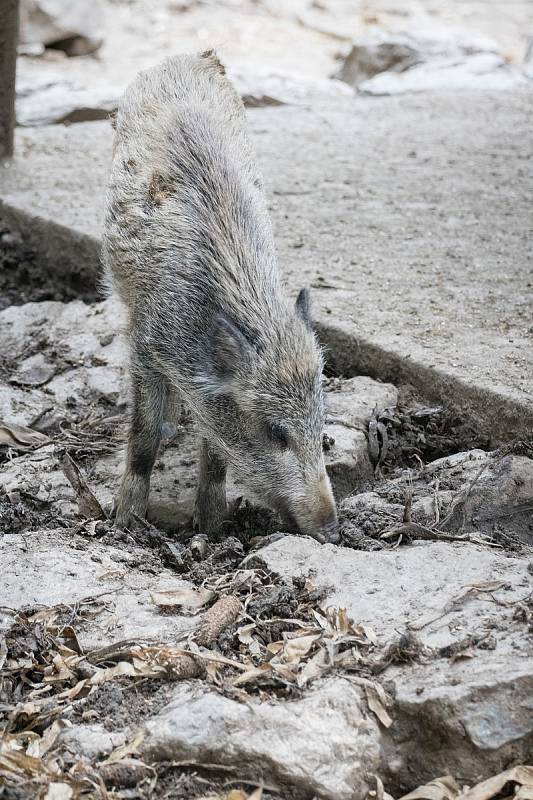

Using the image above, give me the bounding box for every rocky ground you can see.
[1,1,533,798]
[0,243,532,799]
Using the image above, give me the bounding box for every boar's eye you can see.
[267,422,289,449]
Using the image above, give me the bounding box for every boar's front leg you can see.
[194,439,227,535]
[115,362,167,528]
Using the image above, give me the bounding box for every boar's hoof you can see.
[318,520,340,545]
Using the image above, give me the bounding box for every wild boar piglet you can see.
[102,51,338,544]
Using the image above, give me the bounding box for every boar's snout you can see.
[288,473,339,545]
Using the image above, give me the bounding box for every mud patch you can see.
[0,223,98,308]
[71,680,175,732]
[368,389,490,475]
[0,490,49,534]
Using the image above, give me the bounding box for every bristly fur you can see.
[102,52,338,542]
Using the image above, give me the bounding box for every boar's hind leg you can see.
[115,364,168,528]
[194,440,227,535]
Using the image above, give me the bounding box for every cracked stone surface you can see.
[140,678,382,800]
[250,534,533,785]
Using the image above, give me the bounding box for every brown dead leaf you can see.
[98,569,126,581]
[365,683,393,728]
[60,451,106,519]
[397,768,533,800]
[0,637,7,671]
[237,623,263,657]
[360,624,378,646]
[266,641,283,656]
[0,421,50,451]
[105,730,145,764]
[283,633,321,664]
[90,661,136,685]
[399,776,460,800]
[151,587,214,613]
[233,664,273,687]
[39,720,67,757]
[460,767,533,800]
[0,747,53,778]
[237,623,257,645]
[297,647,328,688]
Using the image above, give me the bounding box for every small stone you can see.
[11,353,56,387]
[19,0,105,50]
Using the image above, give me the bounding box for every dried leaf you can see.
[40,720,67,756]
[283,633,321,664]
[360,624,378,646]
[0,637,7,671]
[0,748,50,777]
[311,608,328,629]
[365,684,392,728]
[0,731,40,754]
[460,767,533,800]
[105,730,145,764]
[98,569,127,581]
[270,662,297,682]
[337,608,351,634]
[233,664,272,687]
[237,623,263,657]
[399,776,461,800]
[60,451,106,519]
[237,623,257,644]
[151,587,214,612]
[90,660,136,685]
[297,647,328,688]
[0,421,50,451]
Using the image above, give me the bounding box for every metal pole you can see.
[0,0,19,159]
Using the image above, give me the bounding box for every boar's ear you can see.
[295,287,313,330]
[197,313,256,396]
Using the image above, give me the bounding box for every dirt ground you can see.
[1,240,532,798]
[1,1,533,797]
